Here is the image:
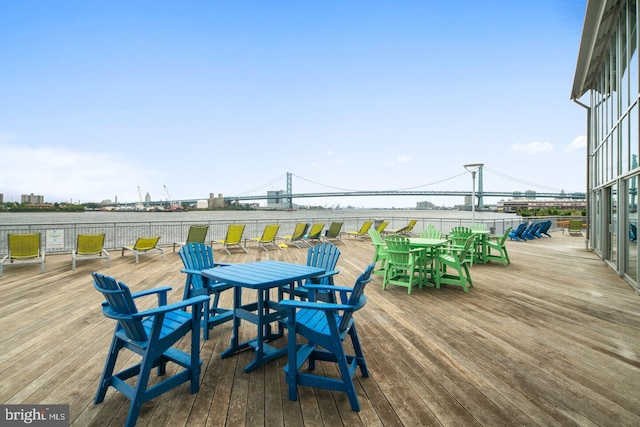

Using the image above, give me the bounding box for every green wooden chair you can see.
[420,224,442,239]
[486,226,512,266]
[435,235,476,292]
[383,234,426,294]
[173,224,209,252]
[368,228,388,275]
[248,224,282,251]
[448,226,475,265]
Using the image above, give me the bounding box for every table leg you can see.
[221,285,243,359]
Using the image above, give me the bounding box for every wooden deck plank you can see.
[1,232,639,426]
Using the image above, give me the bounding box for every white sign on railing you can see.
[46,229,65,250]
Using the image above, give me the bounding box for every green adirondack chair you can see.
[486,226,512,266]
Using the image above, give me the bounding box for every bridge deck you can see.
[1,231,638,426]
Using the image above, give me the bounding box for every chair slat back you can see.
[385,234,412,264]
[134,236,161,251]
[225,224,245,244]
[179,243,215,291]
[368,229,384,246]
[77,234,106,255]
[185,225,209,244]
[449,227,473,246]
[8,233,41,259]
[92,273,147,342]
[338,263,374,331]
[456,235,477,263]
[307,243,340,284]
[499,226,513,245]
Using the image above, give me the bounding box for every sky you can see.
[0,0,589,208]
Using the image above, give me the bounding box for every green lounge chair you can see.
[121,236,165,264]
[343,220,373,240]
[248,224,282,251]
[173,224,209,252]
[213,224,248,255]
[0,233,46,276]
[72,233,110,270]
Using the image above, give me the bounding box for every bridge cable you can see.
[229,173,287,197]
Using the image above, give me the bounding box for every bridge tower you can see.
[286,172,293,209]
[478,166,484,209]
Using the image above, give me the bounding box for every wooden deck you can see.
[1,232,639,426]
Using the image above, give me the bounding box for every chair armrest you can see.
[278,299,352,312]
[130,286,172,299]
[135,295,210,318]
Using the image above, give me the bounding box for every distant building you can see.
[0,193,3,204]
[501,199,586,213]
[21,193,44,204]
[267,190,286,208]
[145,193,151,203]
[209,193,225,208]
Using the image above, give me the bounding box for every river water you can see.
[0,209,519,225]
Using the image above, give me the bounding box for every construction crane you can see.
[135,186,145,211]
[163,184,182,211]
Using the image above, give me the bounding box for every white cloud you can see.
[509,141,554,155]
[383,154,411,167]
[566,135,586,152]
[0,143,159,203]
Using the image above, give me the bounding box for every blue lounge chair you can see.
[508,223,528,242]
[535,220,552,238]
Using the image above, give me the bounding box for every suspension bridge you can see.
[213,167,585,209]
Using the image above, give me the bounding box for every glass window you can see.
[621,4,629,111]
[632,105,639,170]
[630,0,638,102]
[625,175,638,281]
[621,115,629,173]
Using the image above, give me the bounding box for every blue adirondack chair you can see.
[279,242,341,302]
[535,220,552,238]
[280,263,375,411]
[92,273,209,427]
[509,222,528,241]
[179,242,234,340]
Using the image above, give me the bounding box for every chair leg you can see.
[95,335,123,404]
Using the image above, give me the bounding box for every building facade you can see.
[572,0,640,291]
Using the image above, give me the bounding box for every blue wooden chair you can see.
[280,263,375,411]
[92,273,209,427]
[179,242,234,340]
[508,222,528,241]
[278,242,340,302]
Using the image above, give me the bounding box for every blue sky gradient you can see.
[0,0,588,208]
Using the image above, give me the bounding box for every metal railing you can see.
[0,215,579,254]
